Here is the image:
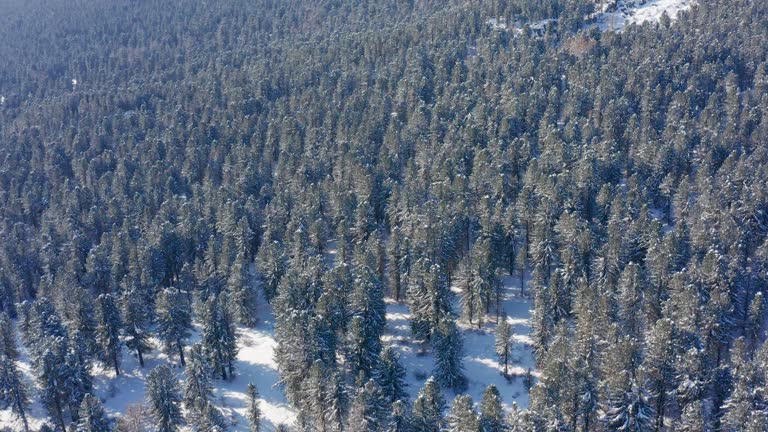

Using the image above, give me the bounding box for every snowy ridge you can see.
[594,0,695,31]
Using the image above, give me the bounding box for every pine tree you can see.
[432,316,466,391]
[375,347,408,404]
[411,377,446,432]
[77,393,111,432]
[387,399,410,432]
[479,385,506,432]
[601,377,653,432]
[247,383,261,432]
[229,251,258,327]
[346,379,388,432]
[183,344,214,415]
[345,315,381,380]
[495,316,512,378]
[156,287,193,366]
[95,294,123,376]
[0,354,30,432]
[0,312,19,360]
[192,401,228,432]
[146,365,183,432]
[447,394,479,432]
[675,400,704,432]
[38,339,70,431]
[121,286,153,368]
[201,294,238,380]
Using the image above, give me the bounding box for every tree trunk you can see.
[138,347,145,367]
[177,340,186,366]
[113,355,120,376]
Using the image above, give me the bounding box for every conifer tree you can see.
[495,316,512,377]
[346,379,388,432]
[201,294,238,380]
[229,251,258,327]
[411,377,446,432]
[0,354,30,432]
[432,316,466,391]
[121,286,153,367]
[95,294,123,376]
[247,383,261,432]
[375,347,408,404]
[387,399,410,432]
[0,312,19,360]
[157,287,193,366]
[479,385,506,432]
[183,344,214,415]
[77,393,111,432]
[146,365,183,432]
[447,394,479,432]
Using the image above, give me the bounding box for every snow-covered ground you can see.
[1,292,296,431]
[595,0,695,31]
[3,244,534,430]
[384,274,535,410]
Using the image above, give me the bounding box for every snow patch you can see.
[595,0,695,31]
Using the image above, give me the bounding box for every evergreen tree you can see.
[77,393,111,432]
[675,400,705,432]
[375,347,408,404]
[229,251,258,327]
[479,385,506,432]
[0,354,30,432]
[411,377,446,432]
[183,344,214,415]
[495,316,512,377]
[346,379,388,432]
[191,401,228,432]
[432,316,466,391]
[601,377,653,432]
[447,394,479,432]
[246,383,261,432]
[146,365,183,432]
[121,286,153,367]
[95,294,123,376]
[0,312,19,360]
[201,294,238,380]
[156,287,193,366]
[387,399,410,432]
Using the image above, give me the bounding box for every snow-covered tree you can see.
[495,316,512,377]
[184,344,214,415]
[157,287,193,366]
[479,385,506,432]
[375,347,408,404]
[247,383,262,432]
[121,286,153,367]
[229,251,258,327]
[411,377,446,432]
[146,365,183,432]
[447,394,479,432]
[95,294,123,376]
[432,316,466,391]
[200,293,238,380]
[0,354,30,432]
[77,393,111,432]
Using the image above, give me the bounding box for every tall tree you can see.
[156,287,193,366]
[146,365,183,432]
[95,294,123,376]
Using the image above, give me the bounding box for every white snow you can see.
[1,289,296,431]
[595,0,695,31]
[383,273,536,410]
[3,242,535,430]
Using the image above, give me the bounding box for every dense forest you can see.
[1,0,768,431]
